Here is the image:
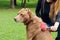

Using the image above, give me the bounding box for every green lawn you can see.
[0,9,26,40]
[0,0,57,40]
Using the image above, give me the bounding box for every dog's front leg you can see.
[27,32,34,40]
[27,37,32,40]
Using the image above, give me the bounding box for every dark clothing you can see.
[36,0,52,24]
[55,37,60,40]
[56,12,60,23]
[35,0,42,17]
[56,12,60,40]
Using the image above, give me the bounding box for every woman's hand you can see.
[50,26,57,31]
[50,22,59,31]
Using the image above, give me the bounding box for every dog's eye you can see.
[20,14,24,17]
[21,14,23,15]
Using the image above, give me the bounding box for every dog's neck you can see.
[24,18,33,26]
[23,16,36,26]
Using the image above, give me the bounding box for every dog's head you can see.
[14,8,34,23]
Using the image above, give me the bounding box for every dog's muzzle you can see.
[14,18,17,22]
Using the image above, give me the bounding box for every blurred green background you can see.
[0,0,57,40]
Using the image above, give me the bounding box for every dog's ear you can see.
[25,8,29,11]
[26,8,34,18]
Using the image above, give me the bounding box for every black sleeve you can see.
[56,11,60,23]
[54,11,60,31]
[35,0,42,17]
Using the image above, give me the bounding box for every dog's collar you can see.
[24,19,33,26]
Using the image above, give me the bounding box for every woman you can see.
[36,0,60,40]
[49,0,60,40]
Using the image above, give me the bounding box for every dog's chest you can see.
[27,22,40,30]
[26,23,41,34]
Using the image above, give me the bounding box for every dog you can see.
[14,8,54,40]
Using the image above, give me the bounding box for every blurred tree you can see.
[21,0,26,7]
[23,0,26,7]
[28,0,29,2]
[10,0,15,9]
[14,0,17,6]
[10,0,30,8]
[22,0,30,7]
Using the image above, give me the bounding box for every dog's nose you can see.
[14,18,16,22]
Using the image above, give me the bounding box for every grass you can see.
[0,0,57,40]
[0,9,26,40]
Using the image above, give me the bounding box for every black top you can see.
[36,0,52,24]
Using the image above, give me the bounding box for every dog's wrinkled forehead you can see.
[18,8,29,14]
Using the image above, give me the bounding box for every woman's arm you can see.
[50,11,60,31]
[50,22,59,31]
[35,0,42,17]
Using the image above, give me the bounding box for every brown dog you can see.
[14,8,54,40]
